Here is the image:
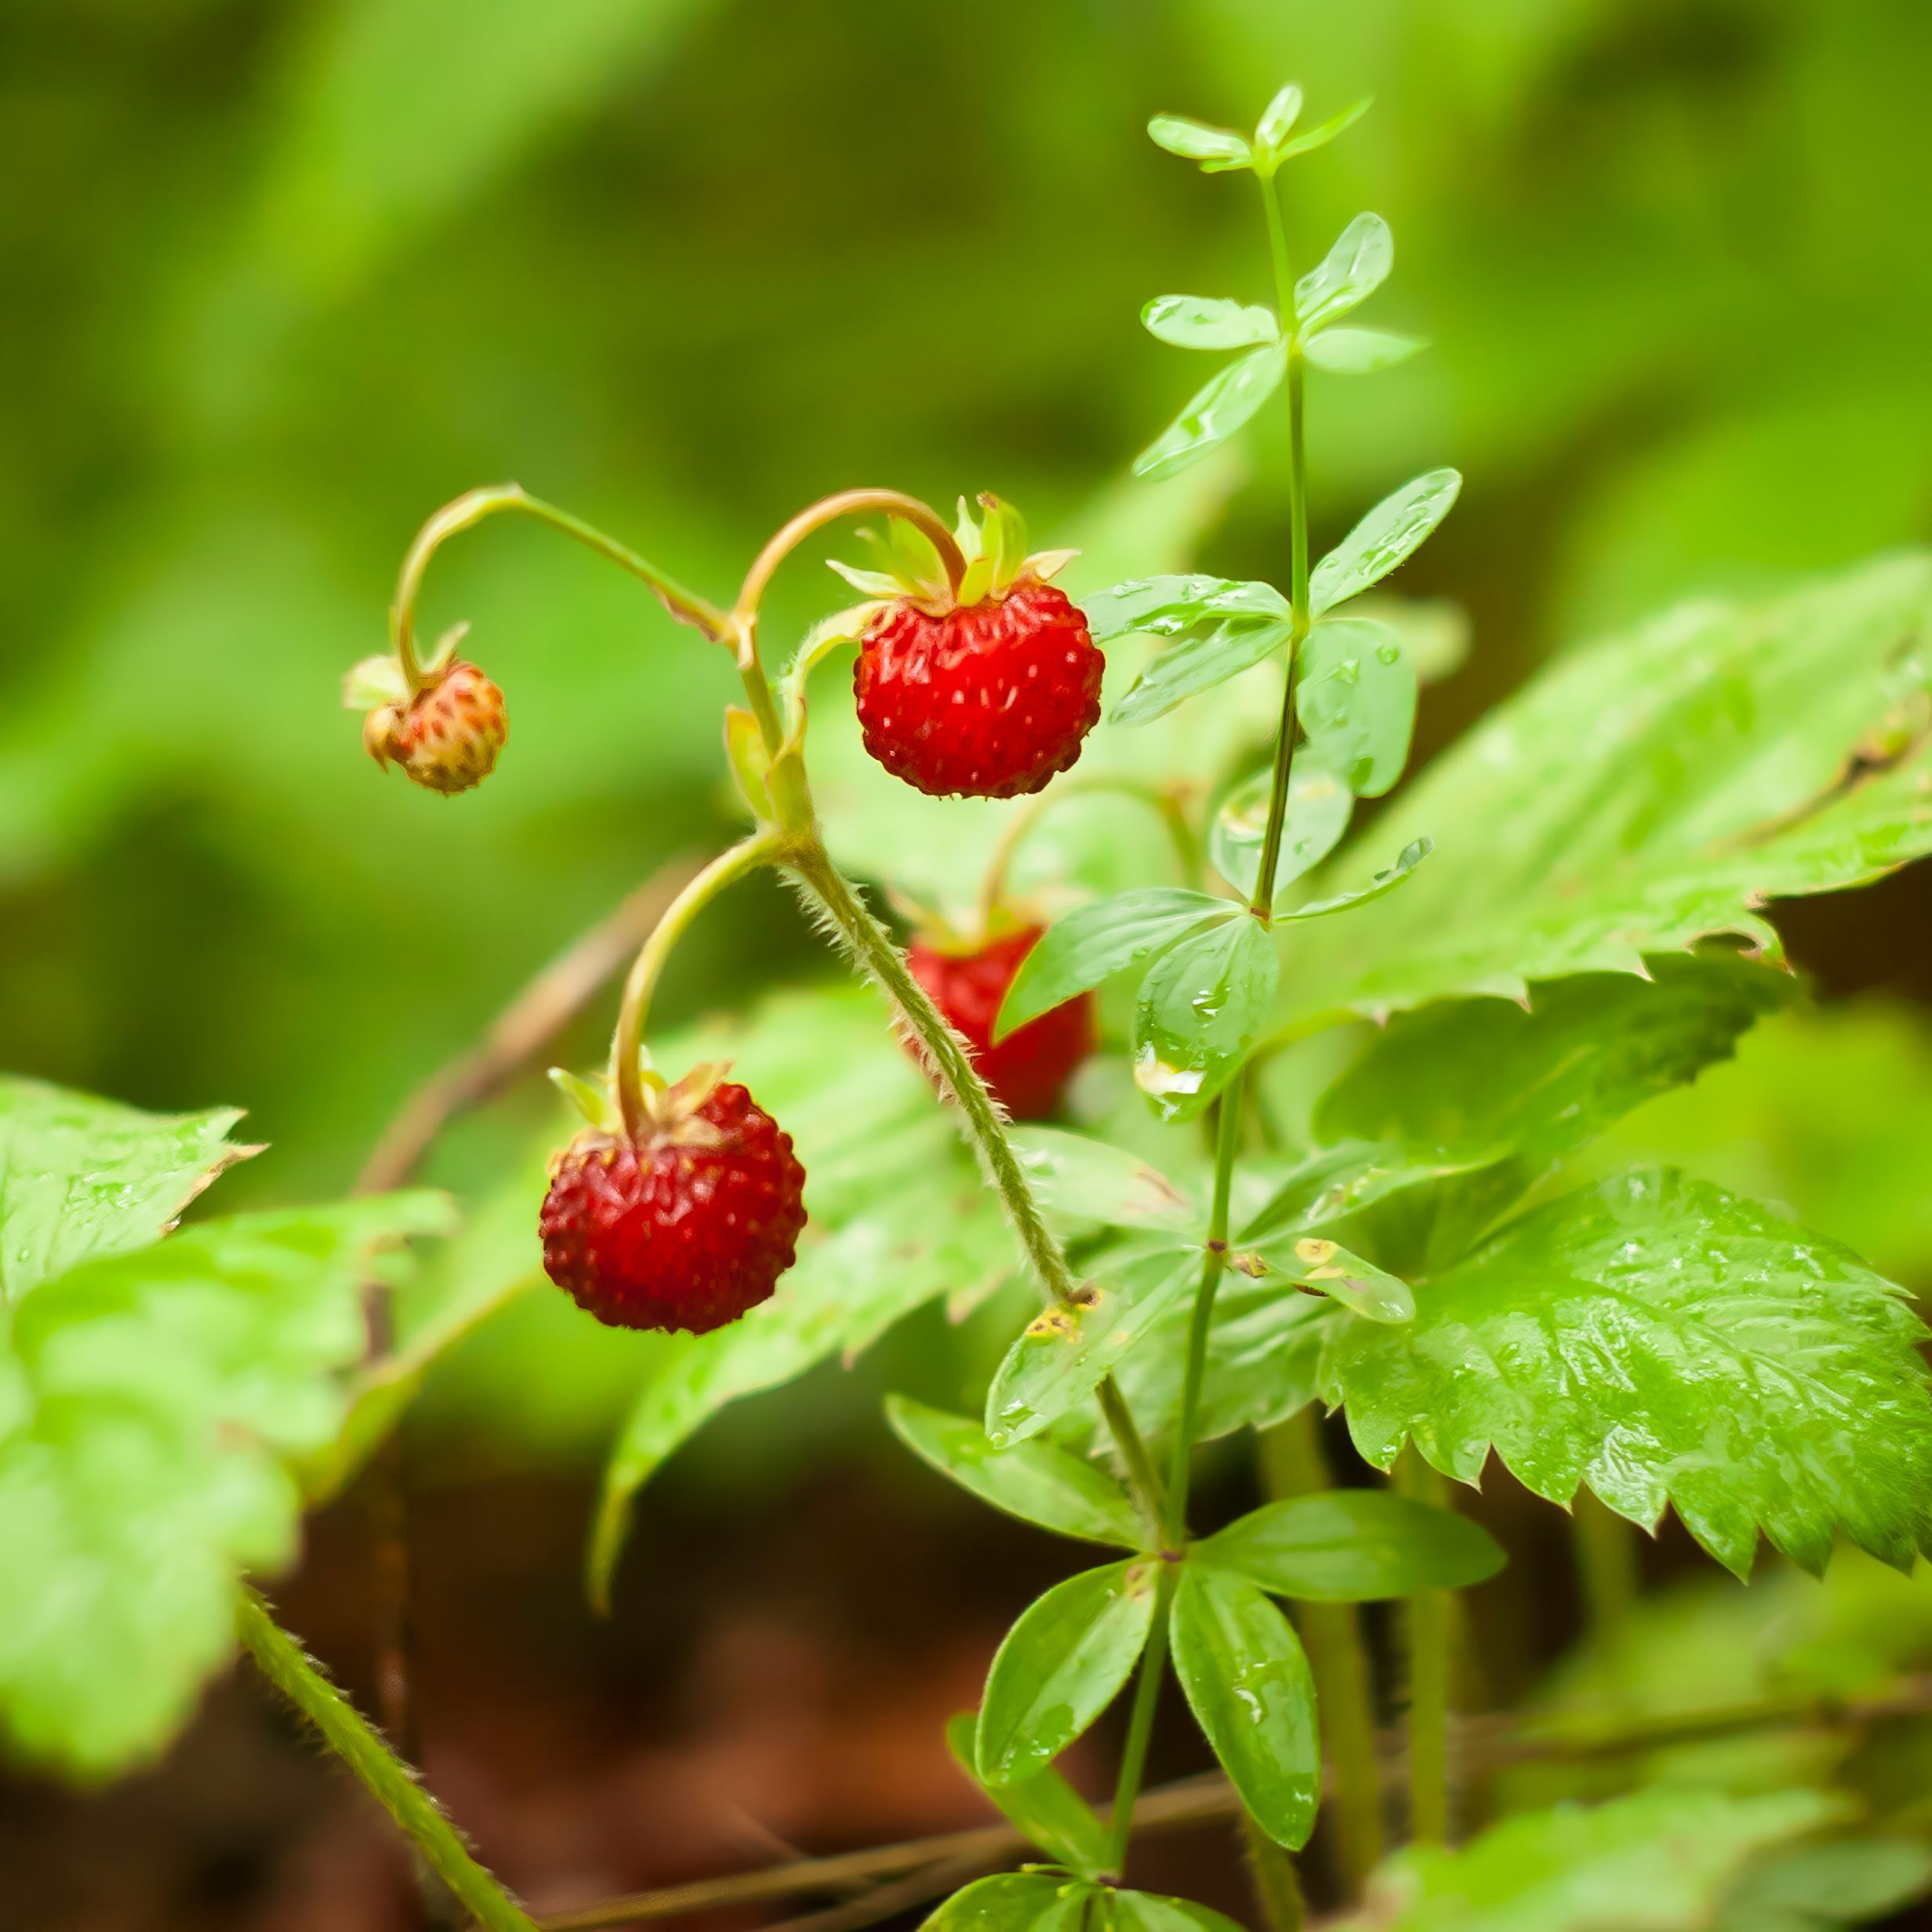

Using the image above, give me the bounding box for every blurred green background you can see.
[8,0,1932,1211]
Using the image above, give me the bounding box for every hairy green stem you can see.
[1261,1412,1385,1896]
[236,1589,539,1932]
[1397,1453,1453,1845]
[1108,1568,1178,1876]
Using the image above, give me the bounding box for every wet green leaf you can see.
[1112,1891,1248,1932]
[1297,619,1418,796]
[1276,838,1431,921]
[1142,295,1279,352]
[0,1079,252,1308]
[1210,760,1352,902]
[1238,1142,1488,1246]
[975,1558,1160,1784]
[1133,915,1280,1122]
[1309,470,1462,617]
[1135,343,1287,482]
[1197,1491,1505,1600]
[1325,1168,1932,1578]
[943,1713,1112,1879]
[1304,328,1426,374]
[918,1871,1083,1932]
[1294,213,1393,334]
[886,1396,1143,1548]
[1146,114,1252,173]
[1249,1233,1414,1324]
[1112,619,1295,728]
[1170,1566,1319,1849]
[1331,1789,1843,1932]
[1084,574,1289,646]
[985,1243,1200,1449]
[1010,1127,1200,1236]
[997,890,1235,1039]
[0,1191,452,1778]
[1277,556,1932,1026]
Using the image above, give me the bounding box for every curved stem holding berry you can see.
[608,831,785,1141]
[391,483,732,690]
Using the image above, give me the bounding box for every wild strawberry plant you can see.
[6,78,1932,1932]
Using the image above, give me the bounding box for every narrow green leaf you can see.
[1113,618,1295,728]
[1293,213,1393,334]
[1142,295,1278,351]
[918,1872,1078,1932]
[1303,327,1426,374]
[1324,1168,1932,1578]
[1134,343,1287,482]
[1254,84,1302,153]
[1309,469,1462,616]
[1276,837,1431,921]
[986,1242,1200,1449]
[1275,96,1372,160]
[944,1713,1113,1879]
[1171,1567,1319,1849]
[1083,574,1289,646]
[996,890,1234,1040]
[1211,761,1353,901]
[1239,1141,1487,1245]
[1146,114,1252,173]
[1253,1233,1414,1323]
[887,1396,1143,1547]
[1197,1491,1505,1600]
[1133,916,1280,1122]
[1010,1126,1200,1235]
[0,1078,253,1307]
[1296,619,1418,797]
[1113,1892,1248,1932]
[975,1559,1160,1784]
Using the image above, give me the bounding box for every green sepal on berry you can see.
[828,494,1075,617]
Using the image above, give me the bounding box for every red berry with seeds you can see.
[539,1079,807,1335]
[364,658,507,795]
[909,927,1095,1120]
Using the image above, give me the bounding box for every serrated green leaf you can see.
[1211,760,1353,902]
[1276,837,1431,922]
[1170,1566,1318,1849]
[0,1079,253,1307]
[886,1396,1143,1547]
[1134,343,1287,482]
[1334,1789,1844,1932]
[1274,96,1372,161]
[975,1558,1159,1784]
[1309,470,1462,618]
[997,890,1234,1040]
[918,1872,1081,1932]
[1010,1127,1200,1236]
[1113,1891,1249,1932]
[1142,295,1279,352]
[1324,1167,1932,1578]
[1197,1491,1505,1600]
[1276,555,1932,1028]
[0,1192,452,1778]
[1303,328,1426,374]
[1253,1233,1414,1323]
[1146,114,1252,172]
[1297,619,1418,796]
[986,1243,1200,1449]
[1133,915,1279,1123]
[1293,213,1393,334]
[943,1713,1112,1879]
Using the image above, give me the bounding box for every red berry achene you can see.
[855,581,1103,799]
[909,927,1095,1120]
[539,1081,807,1335]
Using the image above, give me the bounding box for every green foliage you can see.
[975,1559,1158,1785]
[943,1712,1112,1880]
[1293,214,1394,336]
[1309,470,1462,616]
[1326,1168,1932,1578]
[920,1872,1081,1932]
[1295,619,1417,797]
[886,1397,1142,1547]
[1195,1491,1504,1600]
[1132,914,1278,1123]
[1134,343,1288,481]
[1141,296,1278,352]
[0,1084,450,1777]
[1170,1565,1320,1849]
[1335,1789,1844,1932]
[1087,576,1293,728]
[1718,1837,1932,1932]
[1211,760,1352,901]
[1008,1128,1200,1237]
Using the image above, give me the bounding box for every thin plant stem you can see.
[1242,1812,1308,1932]
[1397,1451,1453,1845]
[1107,1568,1178,1876]
[1573,1487,1641,1697]
[236,1589,539,1932]
[1261,1411,1385,1897]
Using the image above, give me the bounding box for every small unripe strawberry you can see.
[539,1077,807,1335]
[909,927,1095,1120]
[363,659,507,795]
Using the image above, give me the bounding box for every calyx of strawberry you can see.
[549,1060,732,1149]
[827,494,1076,617]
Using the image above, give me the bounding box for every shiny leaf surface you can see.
[1304,327,1426,373]
[1210,760,1353,901]
[1293,213,1393,333]
[1197,1491,1505,1600]
[1142,295,1279,351]
[1135,343,1287,481]
[1296,618,1418,796]
[1309,470,1462,617]
[1010,1127,1200,1236]
[943,1713,1113,1879]
[1133,914,1280,1122]
[1276,837,1431,922]
[1146,114,1252,172]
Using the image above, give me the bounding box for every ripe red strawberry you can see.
[539,1078,807,1335]
[363,658,507,795]
[909,927,1095,1120]
[841,496,1102,800]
